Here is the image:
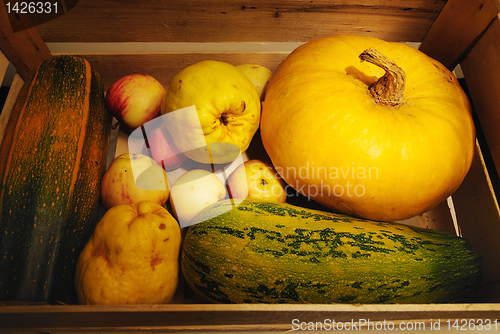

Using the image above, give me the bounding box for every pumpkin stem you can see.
[359,48,405,107]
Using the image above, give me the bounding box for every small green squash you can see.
[0,55,111,304]
[182,200,482,304]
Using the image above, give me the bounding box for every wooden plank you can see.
[451,140,500,296]
[419,0,500,69]
[0,52,9,85]
[59,52,292,90]
[461,15,500,181]
[0,4,52,80]
[454,16,500,299]
[0,74,24,148]
[36,0,445,44]
[0,303,499,332]
[422,10,500,302]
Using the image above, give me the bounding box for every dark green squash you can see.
[182,199,482,304]
[0,55,111,304]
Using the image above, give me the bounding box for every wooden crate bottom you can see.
[1,303,500,333]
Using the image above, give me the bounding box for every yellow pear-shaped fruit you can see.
[75,201,182,305]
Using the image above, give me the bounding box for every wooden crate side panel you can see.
[451,140,500,300]
[419,0,500,69]
[0,52,8,84]
[60,52,292,90]
[454,14,500,302]
[0,5,52,80]
[35,0,445,43]
[0,74,24,148]
[461,15,500,177]
[405,199,456,233]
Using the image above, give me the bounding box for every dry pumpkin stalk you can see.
[359,47,406,107]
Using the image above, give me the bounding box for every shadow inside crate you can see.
[0,86,8,112]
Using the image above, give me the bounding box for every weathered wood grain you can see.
[57,52,291,90]
[0,303,499,332]
[0,74,24,148]
[35,0,446,43]
[419,0,500,69]
[0,5,52,80]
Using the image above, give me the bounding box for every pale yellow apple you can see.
[227,159,286,203]
[100,153,170,209]
[236,64,273,101]
[169,169,227,226]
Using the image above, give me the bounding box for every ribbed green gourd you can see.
[181,199,482,304]
[0,55,111,304]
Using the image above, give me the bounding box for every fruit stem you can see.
[359,48,405,107]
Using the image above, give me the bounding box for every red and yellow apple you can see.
[106,74,165,131]
[100,153,170,209]
[227,159,287,203]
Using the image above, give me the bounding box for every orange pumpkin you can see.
[261,35,475,221]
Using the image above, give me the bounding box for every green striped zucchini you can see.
[181,199,482,304]
[0,55,111,304]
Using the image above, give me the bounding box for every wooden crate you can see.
[1,0,500,332]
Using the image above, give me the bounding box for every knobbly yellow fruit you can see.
[161,60,261,164]
[75,201,182,305]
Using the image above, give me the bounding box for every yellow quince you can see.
[75,201,181,305]
[161,60,261,164]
